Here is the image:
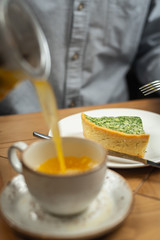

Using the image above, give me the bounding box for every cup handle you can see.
[8,142,28,173]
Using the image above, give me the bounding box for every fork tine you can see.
[140,83,160,92]
[142,83,160,93]
[139,80,160,90]
[139,80,160,96]
[142,87,160,96]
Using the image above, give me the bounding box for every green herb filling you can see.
[85,115,145,135]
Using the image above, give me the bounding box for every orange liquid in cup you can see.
[37,155,98,175]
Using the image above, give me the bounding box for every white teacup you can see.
[8,137,107,216]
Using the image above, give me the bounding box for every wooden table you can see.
[0,98,160,240]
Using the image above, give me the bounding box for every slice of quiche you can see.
[81,113,150,158]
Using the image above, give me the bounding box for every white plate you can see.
[0,170,132,240]
[49,108,160,168]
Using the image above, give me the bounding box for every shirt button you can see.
[77,3,84,11]
[68,100,76,108]
[71,52,79,61]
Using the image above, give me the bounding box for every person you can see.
[0,0,160,115]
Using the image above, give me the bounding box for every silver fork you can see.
[139,80,160,96]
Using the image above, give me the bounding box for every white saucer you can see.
[0,170,133,239]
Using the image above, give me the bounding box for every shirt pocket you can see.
[104,0,145,60]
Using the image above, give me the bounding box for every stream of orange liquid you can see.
[0,68,66,173]
[34,81,66,173]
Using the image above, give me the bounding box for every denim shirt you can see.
[0,0,160,114]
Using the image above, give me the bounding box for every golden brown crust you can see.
[81,113,150,158]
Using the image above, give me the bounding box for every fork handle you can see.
[33,131,51,140]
